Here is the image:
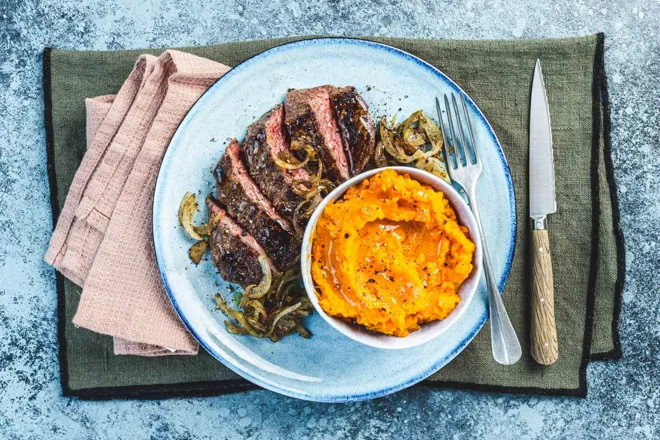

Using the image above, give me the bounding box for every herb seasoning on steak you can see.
[215,140,300,270]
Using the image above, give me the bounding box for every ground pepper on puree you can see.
[311,169,476,337]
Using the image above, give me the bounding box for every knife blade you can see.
[529,59,557,223]
[529,59,559,366]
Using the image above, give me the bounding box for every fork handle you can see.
[530,229,558,365]
[467,191,521,365]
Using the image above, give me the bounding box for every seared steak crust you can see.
[215,140,299,270]
[207,85,375,284]
[284,86,350,184]
[329,86,376,175]
[242,105,309,219]
[206,197,278,287]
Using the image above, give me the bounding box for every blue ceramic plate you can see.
[153,38,516,402]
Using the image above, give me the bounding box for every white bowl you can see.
[301,166,484,350]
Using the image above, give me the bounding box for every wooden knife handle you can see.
[530,229,558,365]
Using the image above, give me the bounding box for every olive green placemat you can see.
[43,33,623,399]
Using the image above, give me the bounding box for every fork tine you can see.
[451,93,472,165]
[436,97,456,171]
[460,93,480,163]
[444,94,466,167]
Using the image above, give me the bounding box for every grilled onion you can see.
[295,324,311,339]
[413,156,451,184]
[188,240,209,265]
[399,110,426,149]
[178,192,204,241]
[265,303,302,337]
[293,194,323,236]
[419,112,444,153]
[192,222,214,237]
[291,157,324,197]
[179,192,219,241]
[244,255,272,299]
[374,141,392,168]
[214,263,312,342]
[380,118,443,164]
[274,145,315,170]
[179,192,218,264]
[214,294,237,321]
[375,111,450,184]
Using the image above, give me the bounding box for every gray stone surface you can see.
[0,0,658,438]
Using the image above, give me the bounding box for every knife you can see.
[529,59,559,365]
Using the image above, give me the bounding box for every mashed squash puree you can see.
[311,169,476,337]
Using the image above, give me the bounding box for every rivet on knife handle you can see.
[530,226,558,365]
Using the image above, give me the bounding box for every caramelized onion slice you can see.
[413,156,451,184]
[192,222,213,237]
[244,255,272,299]
[419,113,444,153]
[265,303,302,337]
[274,145,315,170]
[399,110,426,150]
[303,179,335,201]
[291,157,324,196]
[295,324,312,339]
[214,266,312,342]
[214,294,237,321]
[380,118,416,163]
[225,321,249,335]
[178,192,204,241]
[243,299,268,320]
[188,240,209,265]
[293,194,322,236]
[234,312,265,338]
[374,141,391,168]
[380,114,444,164]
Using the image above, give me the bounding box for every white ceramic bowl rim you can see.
[301,166,484,350]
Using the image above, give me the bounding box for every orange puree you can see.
[311,169,476,337]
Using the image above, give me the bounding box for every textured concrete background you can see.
[0,0,658,438]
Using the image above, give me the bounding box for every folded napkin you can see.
[44,34,623,398]
[45,50,230,355]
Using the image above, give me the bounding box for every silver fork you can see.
[437,93,522,366]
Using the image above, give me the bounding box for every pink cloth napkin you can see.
[45,50,230,356]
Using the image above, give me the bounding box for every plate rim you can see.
[153,37,517,402]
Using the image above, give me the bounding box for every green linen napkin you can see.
[44,33,623,399]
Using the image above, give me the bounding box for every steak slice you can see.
[242,105,309,219]
[215,140,299,270]
[284,86,350,184]
[206,197,278,287]
[329,86,376,175]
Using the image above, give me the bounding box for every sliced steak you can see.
[206,197,278,287]
[329,86,376,175]
[242,105,309,219]
[215,140,300,270]
[284,86,350,184]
